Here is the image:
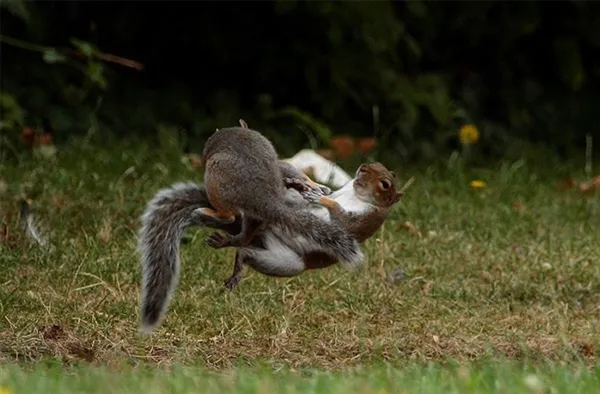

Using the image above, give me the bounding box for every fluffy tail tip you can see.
[139,303,162,334]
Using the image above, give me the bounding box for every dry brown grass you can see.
[1,145,599,371]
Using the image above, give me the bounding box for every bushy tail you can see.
[138,182,239,333]
[266,204,364,269]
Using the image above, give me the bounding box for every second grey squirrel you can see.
[207,161,404,291]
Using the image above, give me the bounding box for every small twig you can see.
[0,34,143,70]
[0,34,46,52]
[65,48,143,70]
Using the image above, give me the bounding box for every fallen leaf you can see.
[330,136,356,159]
[470,180,487,189]
[52,195,69,208]
[0,386,12,394]
[557,177,575,191]
[358,137,377,155]
[480,271,493,282]
[39,133,53,145]
[511,201,527,212]
[21,127,36,147]
[580,175,600,194]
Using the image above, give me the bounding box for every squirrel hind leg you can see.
[224,251,245,291]
[205,216,264,249]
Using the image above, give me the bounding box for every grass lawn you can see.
[0,140,599,392]
[2,361,600,393]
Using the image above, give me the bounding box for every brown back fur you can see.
[202,127,286,219]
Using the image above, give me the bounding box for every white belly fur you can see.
[240,180,371,274]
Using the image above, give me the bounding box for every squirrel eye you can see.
[380,180,391,190]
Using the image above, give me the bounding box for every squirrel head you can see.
[353,162,404,208]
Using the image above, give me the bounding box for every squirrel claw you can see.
[283,177,309,193]
[316,185,331,195]
[283,178,332,197]
[224,275,241,291]
[300,190,322,203]
[205,232,230,249]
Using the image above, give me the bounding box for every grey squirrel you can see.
[211,161,404,291]
[139,124,363,332]
[193,125,362,268]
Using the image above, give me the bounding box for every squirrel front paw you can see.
[283,177,310,193]
[300,190,322,203]
[283,177,331,196]
[315,184,331,196]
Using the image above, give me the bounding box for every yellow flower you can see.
[0,387,12,394]
[459,124,480,145]
[470,180,487,189]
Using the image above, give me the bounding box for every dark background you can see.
[2,1,600,163]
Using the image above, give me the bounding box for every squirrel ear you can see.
[239,119,249,128]
[356,164,367,175]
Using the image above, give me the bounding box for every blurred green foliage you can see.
[1,0,599,163]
